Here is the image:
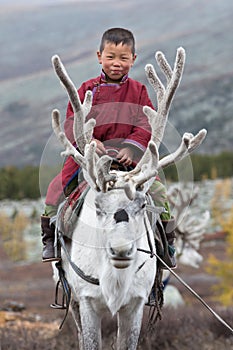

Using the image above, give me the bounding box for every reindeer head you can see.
[94,188,148,268]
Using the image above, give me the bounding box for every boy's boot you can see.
[41,216,60,262]
[161,217,176,269]
[146,218,176,306]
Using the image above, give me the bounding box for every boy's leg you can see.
[41,204,60,262]
[147,180,176,306]
[41,170,63,262]
[41,156,80,262]
[149,180,176,268]
[45,156,80,207]
[149,180,171,220]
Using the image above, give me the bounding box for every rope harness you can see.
[50,261,71,329]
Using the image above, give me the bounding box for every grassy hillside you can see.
[0,0,233,166]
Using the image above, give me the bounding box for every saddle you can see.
[58,160,131,238]
[59,180,90,238]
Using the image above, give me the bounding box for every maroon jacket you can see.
[46,72,154,206]
[65,71,153,153]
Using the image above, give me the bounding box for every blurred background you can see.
[0,0,232,348]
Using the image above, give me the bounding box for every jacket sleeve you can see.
[122,84,154,152]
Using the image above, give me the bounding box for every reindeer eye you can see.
[136,184,144,191]
[96,207,102,216]
[134,201,146,215]
[95,202,104,216]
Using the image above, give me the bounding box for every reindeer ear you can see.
[140,177,156,195]
[124,182,136,201]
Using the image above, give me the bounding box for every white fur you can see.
[53,186,156,350]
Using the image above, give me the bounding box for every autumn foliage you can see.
[207,178,233,306]
[0,212,29,262]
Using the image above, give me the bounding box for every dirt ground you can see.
[0,236,232,349]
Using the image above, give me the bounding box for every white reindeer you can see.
[162,185,210,309]
[168,185,210,268]
[50,48,207,350]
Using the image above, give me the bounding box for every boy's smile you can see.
[97,42,136,83]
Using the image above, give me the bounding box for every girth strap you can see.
[58,230,100,285]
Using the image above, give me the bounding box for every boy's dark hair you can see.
[99,28,135,55]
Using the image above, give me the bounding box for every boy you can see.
[41,28,175,270]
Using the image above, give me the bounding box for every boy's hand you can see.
[117,147,134,166]
[93,139,106,155]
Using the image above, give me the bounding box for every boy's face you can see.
[97,42,136,82]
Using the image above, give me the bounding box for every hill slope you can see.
[0,0,233,166]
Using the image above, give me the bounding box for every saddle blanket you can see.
[59,180,90,237]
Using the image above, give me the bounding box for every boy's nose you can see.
[113,60,121,66]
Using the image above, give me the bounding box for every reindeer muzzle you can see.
[107,238,136,269]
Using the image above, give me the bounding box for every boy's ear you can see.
[97,51,102,64]
[132,54,137,65]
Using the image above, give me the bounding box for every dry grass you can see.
[0,306,232,350]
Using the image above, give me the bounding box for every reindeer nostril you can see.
[127,246,134,256]
[114,209,129,223]
[110,247,116,256]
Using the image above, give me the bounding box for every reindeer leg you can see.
[78,297,102,350]
[117,298,144,350]
[70,299,84,350]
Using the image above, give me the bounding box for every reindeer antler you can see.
[130,47,207,176]
[51,55,111,190]
[168,185,209,252]
[158,129,207,170]
[146,47,185,148]
[129,48,185,177]
[52,109,86,169]
[52,55,94,155]
[51,49,207,200]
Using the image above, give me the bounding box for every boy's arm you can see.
[116,146,134,166]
